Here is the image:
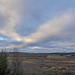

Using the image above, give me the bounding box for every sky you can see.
[0,0,75,53]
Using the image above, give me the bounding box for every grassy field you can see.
[7,52,75,75]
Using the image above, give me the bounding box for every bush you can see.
[11,48,23,75]
[0,50,11,75]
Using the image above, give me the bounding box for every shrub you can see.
[0,50,11,75]
[11,48,23,75]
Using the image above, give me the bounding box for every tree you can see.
[0,50,10,75]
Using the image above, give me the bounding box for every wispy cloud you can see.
[24,12,74,43]
[0,0,22,40]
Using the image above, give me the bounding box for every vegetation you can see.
[0,49,23,75]
[0,50,10,75]
[0,49,75,75]
[11,48,23,75]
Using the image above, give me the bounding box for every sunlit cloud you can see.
[24,38,35,43]
[32,46,42,49]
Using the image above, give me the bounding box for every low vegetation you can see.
[0,49,75,75]
[0,50,10,75]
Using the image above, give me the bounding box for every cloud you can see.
[24,12,74,43]
[0,0,23,40]
[0,0,75,52]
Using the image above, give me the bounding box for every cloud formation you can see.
[0,0,22,40]
[25,12,74,43]
[0,0,75,53]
